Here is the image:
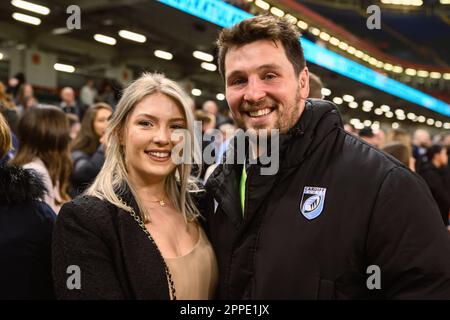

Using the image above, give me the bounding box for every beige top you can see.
[164,225,218,300]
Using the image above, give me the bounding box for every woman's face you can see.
[123,93,186,183]
[93,108,112,138]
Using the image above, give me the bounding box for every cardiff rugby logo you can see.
[300,186,326,220]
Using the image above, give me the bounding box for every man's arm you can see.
[367,167,450,299]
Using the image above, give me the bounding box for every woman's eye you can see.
[171,124,185,129]
[138,120,153,127]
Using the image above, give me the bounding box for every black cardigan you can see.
[52,190,171,299]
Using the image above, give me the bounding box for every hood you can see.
[0,165,48,205]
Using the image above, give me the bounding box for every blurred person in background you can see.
[386,128,415,171]
[52,73,217,299]
[0,81,20,135]
[6,72,25,100]
[16,83,36,114]
[0,112,56,300]
[80,79,98,109]
[358,127,378,146]
[195,110,217,179]
[59,87,84,120]
[66,113,81,142]
[419,144,450,227]
[70,103,113,197]
[343,122,355,135]
[203,100,226,126]
[10,107,72,214]
[308,72,324,99]
[374,128,386,149]
[98,80,117,109]
[382,142,411,169]
[413,128,432,171]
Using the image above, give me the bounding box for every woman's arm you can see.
[52,199,125,299]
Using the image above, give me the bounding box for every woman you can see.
[0,113,56,299]
[10,106,72,214]
[52,73,218,299]
[70,103,113,197]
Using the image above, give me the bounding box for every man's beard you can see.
[235,84,302,135]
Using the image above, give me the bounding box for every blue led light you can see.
[158,0,450,117]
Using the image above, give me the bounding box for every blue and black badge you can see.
[300,186,327,220]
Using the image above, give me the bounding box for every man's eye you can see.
[171,124,185,129]
[264,73,277,80]
[231,78,246,86]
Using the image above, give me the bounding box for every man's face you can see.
[61,88,75,104]
[224,40,309,134]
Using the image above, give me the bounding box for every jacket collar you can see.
[205,99,342,226]
[0,165,47,204]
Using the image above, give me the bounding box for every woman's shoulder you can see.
[61,195,114,214]
[58,195,117,228]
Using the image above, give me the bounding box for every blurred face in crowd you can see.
[414,129,431,148]
[224,40,309,134]
[61,87,75,104]
[203,100,218,115]
[93,107,112,138]
[23,84,33,98]
[123,93,186,183]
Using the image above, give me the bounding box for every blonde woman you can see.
[52,73,218,300]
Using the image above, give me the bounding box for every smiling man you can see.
[204,15,450,299]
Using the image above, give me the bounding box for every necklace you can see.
[148,198,167,207]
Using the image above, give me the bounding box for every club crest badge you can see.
[300,186,326,220]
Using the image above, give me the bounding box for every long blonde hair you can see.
[86,73,202,222]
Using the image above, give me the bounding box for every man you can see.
[59,87,84,120]
[419,144,450,227]
[204,15,450,299]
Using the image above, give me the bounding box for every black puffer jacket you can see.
[204,99,450,299]
[0,165,56,299]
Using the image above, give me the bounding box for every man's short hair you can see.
[217,14,305,80]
